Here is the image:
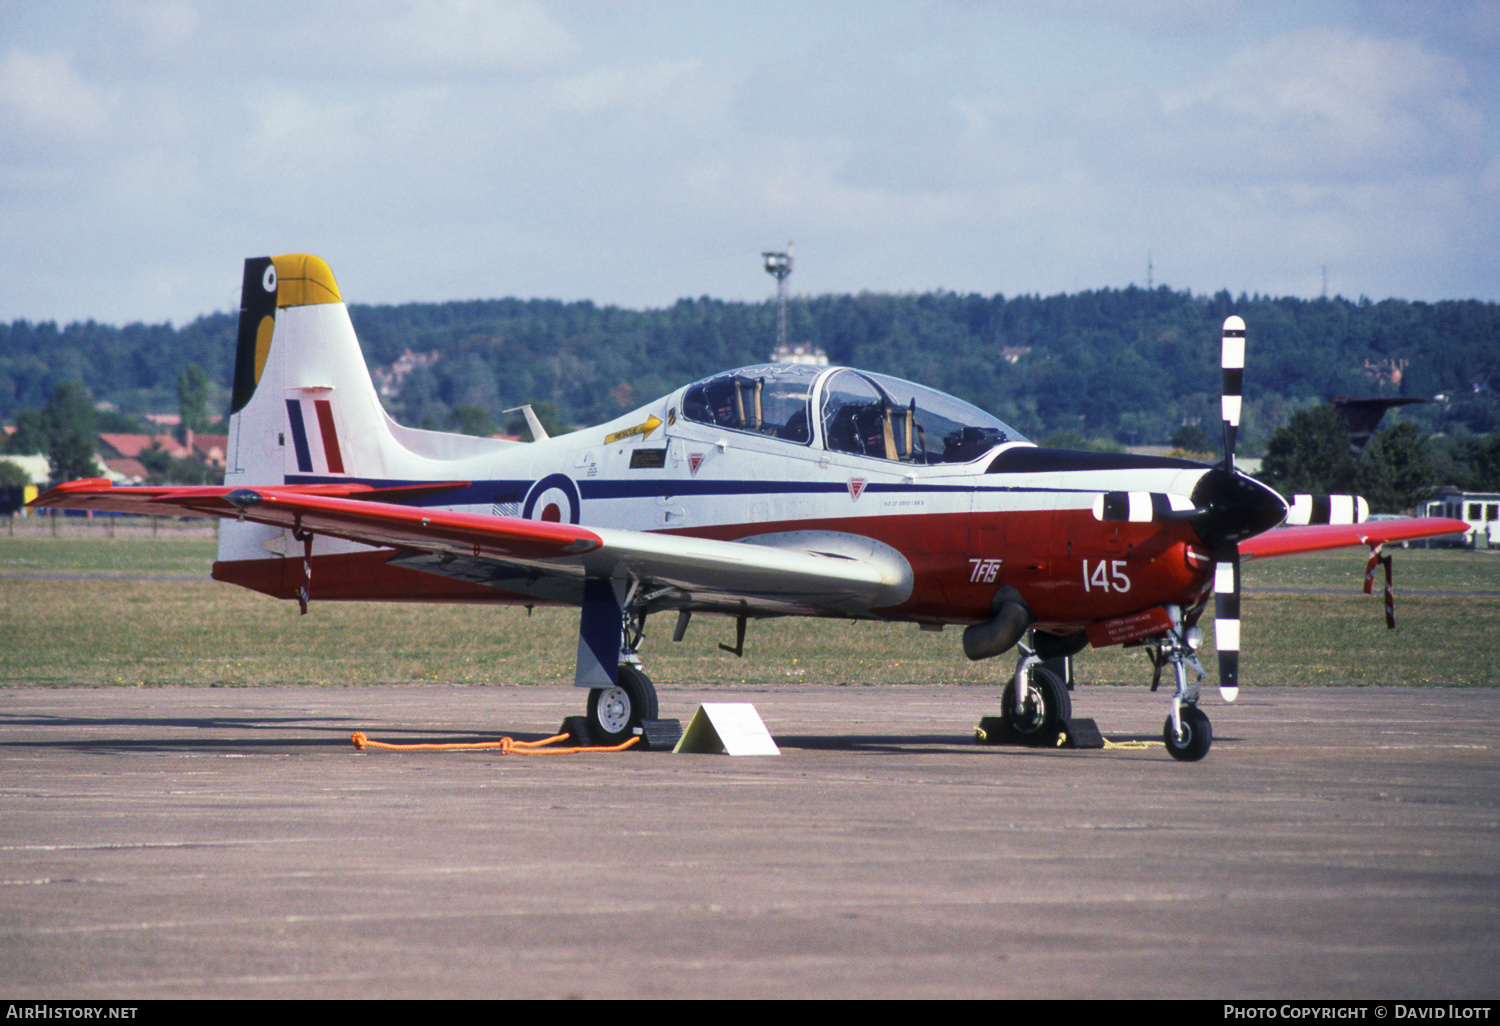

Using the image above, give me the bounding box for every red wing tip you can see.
[53,478,115,492]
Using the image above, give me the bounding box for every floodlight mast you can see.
[762,243,793,351]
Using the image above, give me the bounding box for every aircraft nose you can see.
[1189,467,1288,549]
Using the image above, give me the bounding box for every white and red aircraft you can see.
[31,255,1467,760]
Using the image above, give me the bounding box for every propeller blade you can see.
[1214,547,1241,702]
[1221,316,1245,471]
[1286,494,1369,526]
[1092,491,1201,523]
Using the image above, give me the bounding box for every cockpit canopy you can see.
[679,363,1028,464]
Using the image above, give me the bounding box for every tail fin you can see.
[225,254,514,486]
[225,255,354,483]
[219,254,516,560]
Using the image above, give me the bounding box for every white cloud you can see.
[358,0,577,76]
[0,48,114,139]
[1008,0,1241,32]
[112,0,201,58]
[552,59,708,115]
[1159,26,1481,181]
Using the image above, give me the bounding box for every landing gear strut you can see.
[1147,605,1213,762]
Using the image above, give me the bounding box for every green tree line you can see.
[4,286,1498,452]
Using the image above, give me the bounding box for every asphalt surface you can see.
[1,682,1496,1000]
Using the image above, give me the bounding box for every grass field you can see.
[2,519,1497,689]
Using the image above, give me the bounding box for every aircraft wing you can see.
[26,477,473,516]
[29,481,905,616]
[1240,516,1470,559]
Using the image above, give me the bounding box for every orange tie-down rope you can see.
[350,730,639,755]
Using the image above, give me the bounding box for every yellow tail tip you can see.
[271,254,342,307]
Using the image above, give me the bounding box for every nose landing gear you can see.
[1148,606,1214,762]
[1163,704,1212,762]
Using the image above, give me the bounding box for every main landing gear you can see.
[586,662,659,745]
[1002,646,1072,741]
[576,577,663,746]
[1146,605,1213,762]
[975,638,1103,749]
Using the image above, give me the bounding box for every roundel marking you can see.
[523,474,582,525]
[262,263,277,293]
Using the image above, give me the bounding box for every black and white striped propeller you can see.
[1204,319,1372,699]
[1090,318,1284,701]
[1214,315,1247,702]
[1091,318,1368,703]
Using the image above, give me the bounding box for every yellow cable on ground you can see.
[350,731,640,754]
[1101,738,1163,750]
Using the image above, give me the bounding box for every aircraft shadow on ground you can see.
[771,731,1170,753]
[0,712,564,751]
[0,715,1206,755]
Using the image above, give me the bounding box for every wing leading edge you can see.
[1240,517,1470,559]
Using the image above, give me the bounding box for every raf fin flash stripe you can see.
[286,400,314,473]
[313,399,345,474]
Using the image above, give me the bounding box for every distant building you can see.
[771,343,828,366]
[1330,396,1432,454]
[1419,488,1500,548]
[192,434,228,471]
[374,349,441,397]
[99,433,191,461]
[0,454,50,487]
[102,458,149,485]
[95,431,224,484]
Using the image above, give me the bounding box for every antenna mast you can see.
[763,243,793,351]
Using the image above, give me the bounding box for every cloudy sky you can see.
[3,0,1498,326]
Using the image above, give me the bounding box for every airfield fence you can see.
[4,512,218,540]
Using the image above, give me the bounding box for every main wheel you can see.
[1000,665,1071,741]
[586,664,659,745]
[1163,705,1212,762]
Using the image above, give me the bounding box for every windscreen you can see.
[681,363,819,444]
[820,369,1028,463]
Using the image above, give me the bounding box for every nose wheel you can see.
[1147,605,1216,762]
[1164,704,1212,762]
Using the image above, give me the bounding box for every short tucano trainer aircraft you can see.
[32,255,1467,760]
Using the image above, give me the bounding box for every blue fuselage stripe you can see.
[283,473,1090,508]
